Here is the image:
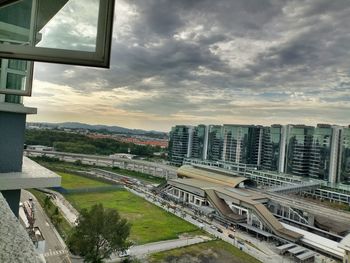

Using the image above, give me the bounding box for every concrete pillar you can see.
[0,112,26,173]
[2,190,21,218]
[0,110,31,217]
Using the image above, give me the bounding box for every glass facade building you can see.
[168,125,193,166]
[309,124,333,180]
[207,125,223,161]
[190,125,207,160]
[261,125,282,172]
[168,123,350,184]
[340,127,350,184]
[222,125,261,165]
[285,125,314,177]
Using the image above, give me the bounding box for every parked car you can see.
[118,249,130,258]
[217,228,223,233]
[228,234,235,239]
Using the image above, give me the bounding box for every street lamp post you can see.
[233,228,236,246]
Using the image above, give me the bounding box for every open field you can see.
[58,171,110,189]
[148,240,261,263]
[30,161,202,244]
[66,190,201,244]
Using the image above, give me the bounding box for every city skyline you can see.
[26,0,350,131]
[168,123,350,184]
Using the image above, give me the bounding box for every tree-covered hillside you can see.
[25,130,161,156]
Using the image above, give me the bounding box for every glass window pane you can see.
[37,0,99,52]
[8,59,27,71]
[0,0,114,67]
[0,0,32,43]
[5,94,21,104]
[6,73,25,90]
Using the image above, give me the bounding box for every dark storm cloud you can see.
[33,0,350,122]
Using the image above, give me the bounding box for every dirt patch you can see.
[150,246,256,263]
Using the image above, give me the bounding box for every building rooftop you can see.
[339,233,350,251]
[177,165,254,188]
[0,157,61,190]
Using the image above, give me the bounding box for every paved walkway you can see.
[43,189,78,225]
[108,236,211,262]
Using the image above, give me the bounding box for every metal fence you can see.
[51,185,123,194]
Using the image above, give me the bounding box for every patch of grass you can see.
[58,172,110,189]
[29,189,72,240]
[65,190,200,244]
[148,240,261,263]
[29,156,91,172]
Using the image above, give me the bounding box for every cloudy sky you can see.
[26,0,350,131]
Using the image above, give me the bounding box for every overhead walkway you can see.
[268,182,321,194]
[208,187,302,242]
[205,189,245,222]
[253,203,302,242]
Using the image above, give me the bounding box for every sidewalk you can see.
[108,236,211,262]
[42,188,79,225]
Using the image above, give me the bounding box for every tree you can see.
[44,196,51,209]
[68,204,131,263]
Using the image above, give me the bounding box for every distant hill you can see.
[27,122,167,136]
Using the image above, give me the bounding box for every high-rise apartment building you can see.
[168,125,193,166]
[190,125,208,160]
[309,124,333,181]
[260,125,283,172]
[207,125,224,161]
[283,124,340,182]
[222,125,261,165]
[284,125,315,177]
[339,127,350,184]
[169,123,350,184]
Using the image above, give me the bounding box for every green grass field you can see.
[148,240,261,263]
[65,190,200,244]
[58,172,110,189]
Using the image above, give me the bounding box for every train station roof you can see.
[177,165,254,188]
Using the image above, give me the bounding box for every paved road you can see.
[21,190,71,263]
[108,236,211,262]
[24,149,177,178]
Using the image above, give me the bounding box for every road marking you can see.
[43,249,67,257]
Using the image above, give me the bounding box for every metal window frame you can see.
[0,0,115,68]
[0,59,33,96]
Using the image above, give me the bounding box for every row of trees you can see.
[25,129,162,156]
